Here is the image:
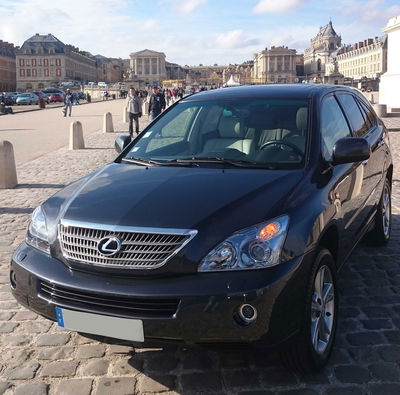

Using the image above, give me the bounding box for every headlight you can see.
[198,215,289,272]
[26,206,50,254]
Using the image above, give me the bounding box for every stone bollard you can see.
[369,93,375,104]
[123,107,129,123]
[69,121,85,150]
[103,112,114,133]
[373,104,387,118]
[0,140,18,189]
[142,101,149,117]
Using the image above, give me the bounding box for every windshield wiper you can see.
[121,157,161,166]
[172,157,276,168]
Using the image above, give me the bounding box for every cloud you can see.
[334,0,400,25]
[167,0,206,15]
[216,30,260,49]
[252,0,306,14]
[142,19,158,29]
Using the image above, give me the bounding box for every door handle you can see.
[361,160,368,166]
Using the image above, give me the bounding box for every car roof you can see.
[182,84,357,102]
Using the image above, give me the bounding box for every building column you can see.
[134,58,137,75]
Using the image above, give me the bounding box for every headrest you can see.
[245,110,278,130]
[296,107,308,133]
[218,116,242,138]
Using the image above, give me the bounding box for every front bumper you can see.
[10,243,314,345]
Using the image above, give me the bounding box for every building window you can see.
[56,68,61,77]
[44,59,49,67]
[26,69,31,77]
[19,59,25,67]
[32,69,37,77]
[32,59,37,67]
[56,58,61,66]
[20,69,25,77]
[44,69,49,77]
[38,59,42,66]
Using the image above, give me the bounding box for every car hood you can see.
[44,162,304,235]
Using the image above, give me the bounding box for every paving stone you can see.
[145,353,179,372]
[75,344,105,359]
[223,369,261,389]
[334,365,370,384]
[377,345,400,362]
[0,349,33,365]
[324,387,364,395]
[13,310,38,321]
[14,382,48,395]
[36,333,70,346]
[5,334,31,346]
[21,321,52,333]
[182,353,218,371]
[0,382,11,394]
[181,372,223,393]
[0,312,14,321]
[137,374,176,393]
[108,344,134,355]
[348,347,381,364]
[55,379,93,395]
[40,360,78,377]
[383,330,400,344]
[277,390,319,395]
[368,362,400,381]
[346,331,385,346]
[95,377,136,395]
[80,359,109,376]
[0,322,19,333]
[368,383,400,395]
[3,362,40,379]
[111,358,143,375]
[36,346,74,360]
[361,318,393,330]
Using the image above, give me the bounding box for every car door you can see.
[319,94,365,261]
[335,92,383,238]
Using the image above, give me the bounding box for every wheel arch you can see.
[316,224,339,268]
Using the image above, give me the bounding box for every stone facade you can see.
[95,56,127,84]
[223,61,253,85]
[186,65,225,86]
[16,34,97,91]
[0,40,16,91]
[304,21,342,82]
[336,37,387,88]
[252,46,297,84]
[128,49,167,87]
[380,15,400,109]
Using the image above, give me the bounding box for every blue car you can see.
[16,93,39,105]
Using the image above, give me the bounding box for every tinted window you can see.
[320,95,351,161]
[356,98,376,128]
[336,93,369,136]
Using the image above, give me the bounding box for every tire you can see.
[281,248,338,374]
[365,178,391,246]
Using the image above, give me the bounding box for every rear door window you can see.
[320,95,352,161]
[336,93,369,137]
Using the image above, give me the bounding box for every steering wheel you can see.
[259,140,303,157]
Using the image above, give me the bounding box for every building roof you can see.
[18,33,65,55]
[315,21,340,39]
[130,49,166,57]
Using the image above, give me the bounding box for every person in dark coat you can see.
[148,87,166,121]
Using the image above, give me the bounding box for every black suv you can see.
[10,85,392,373]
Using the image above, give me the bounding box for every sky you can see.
[0,0,399,66]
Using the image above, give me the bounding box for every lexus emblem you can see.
[97,236,122,256]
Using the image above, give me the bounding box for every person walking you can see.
[148,86,166,121]
[63,89,73,117]
[126,87,142,137]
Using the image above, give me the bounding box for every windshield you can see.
[123,98,309,169]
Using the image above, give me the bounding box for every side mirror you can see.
[332,137,370,164]
[115,135,131,153]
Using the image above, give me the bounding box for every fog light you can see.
[238,304,257,324]
[10,271,17,289]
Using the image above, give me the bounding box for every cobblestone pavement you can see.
[0,110,400,394]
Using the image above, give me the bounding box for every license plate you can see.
[55,307,144,342]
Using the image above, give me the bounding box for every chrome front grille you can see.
[58,220,197,269]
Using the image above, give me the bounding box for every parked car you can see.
[77,92,86,100]
[33,91,50,104]
[10,85,392,373]
[15,93,39,105]
[42,88,65,99]
[98,81,108,87]
[48,93,64,103]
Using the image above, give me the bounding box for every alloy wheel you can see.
[310,265,335,355]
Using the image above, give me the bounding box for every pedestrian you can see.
[126,87,142,137]
[63,89,73,117]
[148,86,166,121]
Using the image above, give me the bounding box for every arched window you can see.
[317,59,322,71]
[329,42,334,51]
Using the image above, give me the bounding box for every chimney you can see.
[358,41,364,48]
[368,38,373,45]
